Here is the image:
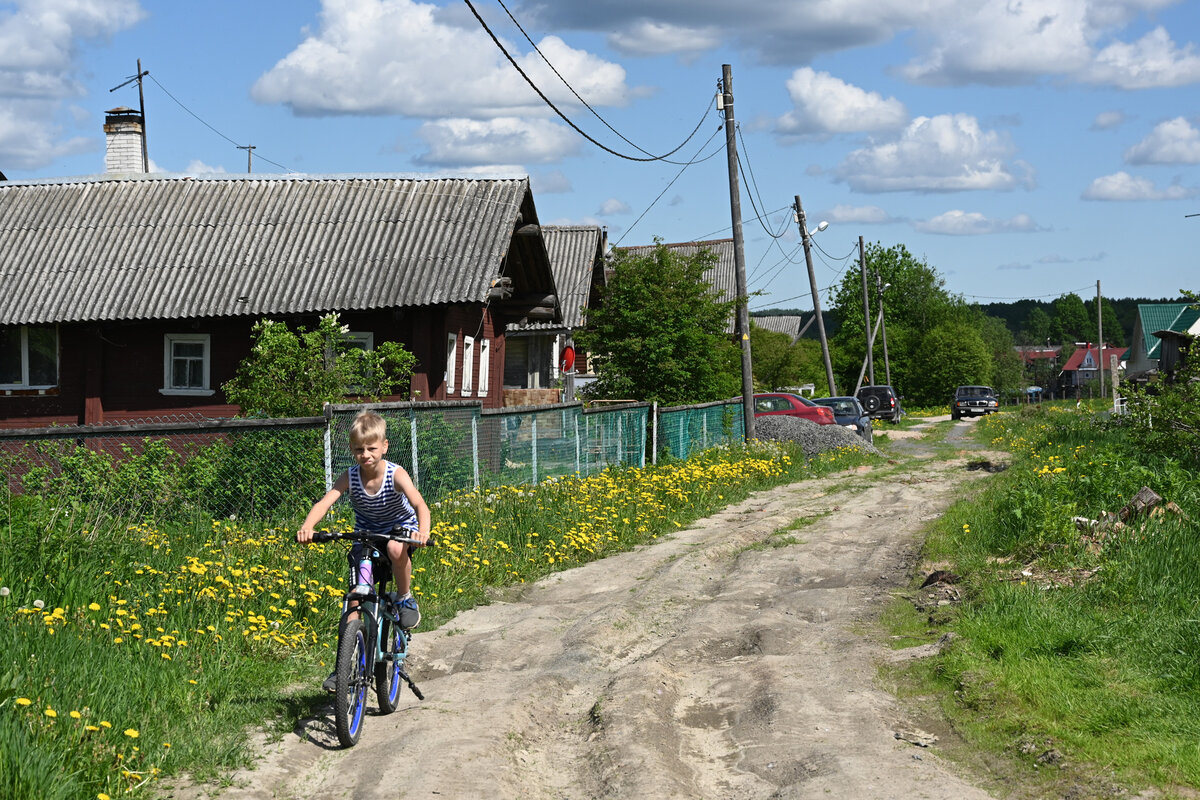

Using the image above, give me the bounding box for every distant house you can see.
[1059,344,1125,391]
[0,163,561,427]
[615,238,738,331]
[752,315,807,342]
[506,224,607,403]
[1126,302,1200,380]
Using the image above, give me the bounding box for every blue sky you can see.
[2,0,1198,312]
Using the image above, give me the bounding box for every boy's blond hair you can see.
[349,410,387,445]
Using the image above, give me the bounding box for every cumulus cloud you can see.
[606,19,720,57]
[252,0,631,118]
[914,210,1044,235]
[835,114,1033,193]
[531,169,572,194]
[183,160,228,174]
[597,198,631,216]
[1082,171,1194,200]
[412,117,581,167]
[0,0,144,169]
[1124,117,1200,165]
[1091,110,1127,131]
[823,204,899,225]
[775,68,907,136]
[1085,27,1200,89]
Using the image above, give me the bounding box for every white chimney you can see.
[104,107,146,173]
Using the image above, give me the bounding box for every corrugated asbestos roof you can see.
[509,224,605,333]
[752,315,805,342]
[617,239,737,301]
[0,174,540,325]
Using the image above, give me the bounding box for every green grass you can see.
[888,402,1200,793]
[0,438,878,798]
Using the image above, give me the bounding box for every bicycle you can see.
[310,527,433,747]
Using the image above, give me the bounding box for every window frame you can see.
[0,325,59,391]
[477,338,491,397]
[445,333,458,395]
[461,335,475,396]
[161,333,214,396]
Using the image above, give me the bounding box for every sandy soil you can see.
[168,417,1008,800]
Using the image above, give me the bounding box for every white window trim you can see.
[445,333,458,395]
[478,338,491,397]
[461,335,475,396]
[161,333,214,397]
[1,325,59,390]
[344,331,374,351]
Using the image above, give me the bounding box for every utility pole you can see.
[795,195,836,396]
[859,236,874,385]
[1096,280,1105,399]
[877,271,892,386]
[721,64,755,440]
[238,144,256,174]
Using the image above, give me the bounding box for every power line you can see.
[962,284,1096,301]
[464,0,714,163]
[734,123,788,240]
[146,74,294,173]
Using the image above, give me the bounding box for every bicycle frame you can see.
[312,528,430,747]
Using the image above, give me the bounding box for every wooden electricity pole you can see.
[722,64,755,439]
[795,195,836,396]
[859,236,874,385]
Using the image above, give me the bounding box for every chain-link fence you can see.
[0,398,745,523]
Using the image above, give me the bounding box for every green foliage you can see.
[223,314,416,417]
[577,242,741,405]
[749,326,823,391]
[1050,292,1091,344]
[905,320,994,407]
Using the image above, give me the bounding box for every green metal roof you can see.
[1138,303,1196,359]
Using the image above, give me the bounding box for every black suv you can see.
[951,385,998,420]
[855,385,902,422]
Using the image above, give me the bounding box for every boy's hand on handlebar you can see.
[296,526,316,543]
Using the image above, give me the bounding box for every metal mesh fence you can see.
[0,399,741,523]
[654,400,744,462]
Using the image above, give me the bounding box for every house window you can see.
[445,333,458,394]
[478,338,491,397]
[461,336,475,396]
[162,333,213,396]
[0,325,58,389]
[342,332,374,394]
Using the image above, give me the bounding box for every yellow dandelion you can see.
[124,728,139,738]
[69,710,81,719]
[88,602,101,611]
[44,708,57,718]
[15,697,31,706]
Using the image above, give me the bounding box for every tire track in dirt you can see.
[169,428,1003,800]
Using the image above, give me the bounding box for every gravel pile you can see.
[754,416,883,459]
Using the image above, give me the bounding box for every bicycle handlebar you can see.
[310,528,436,548]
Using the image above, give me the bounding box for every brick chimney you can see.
[104,107,146,173]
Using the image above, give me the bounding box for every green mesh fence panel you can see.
[655,400,744,461]
[0,418,327,523]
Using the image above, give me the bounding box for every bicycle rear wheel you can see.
[334,619,369,747]
[375,618,406,714]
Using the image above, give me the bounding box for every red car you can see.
[752,393,836,425]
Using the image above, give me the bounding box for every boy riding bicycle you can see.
[297,410,431,690]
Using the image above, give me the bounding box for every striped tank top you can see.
[348,461,418,534]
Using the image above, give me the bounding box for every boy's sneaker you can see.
[397,592,420,630]
[322,671,337,693]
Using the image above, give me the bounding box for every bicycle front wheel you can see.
[375,618,406,714]
[334,618,369,747]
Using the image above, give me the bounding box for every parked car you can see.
[752,393,836,425]
[855,385,903,422]
[812,396,873,443]
[951,385,999,420]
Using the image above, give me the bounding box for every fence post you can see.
[574,410,581,475]
[410,411,419,489]
[532,415,539,484]
[639,408,646,468]
[651,401,658,465]
[617,413,623,466]
[471,413,480,490]
[323,403,334,492]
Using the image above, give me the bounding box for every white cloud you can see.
[183,160,228,175]
[776,68,907,136]
[412,117,581,166]
[606,20,720,57]
[1082,171,1194,200]
[1085,27,1200,89]
[835,114,1032,193]
[1124,117,1200,165]
[0,0,144,169]
[252,0,631,118]
[531,169,571,194]
[824,204,899,224]
[914,210,1043,235]
[597,198,631,216]
[1091,110,1126,130]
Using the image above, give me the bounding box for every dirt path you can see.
[171,418,1004,800]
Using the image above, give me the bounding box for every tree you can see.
[1050,293,1090,344]
[1020,306,1052,346]
[907,321,993,405]
[223,313,416,417]
[576,242,740,405]
[1086,296,1126,347]
[750,326,824,392]
[978,313,1025,400]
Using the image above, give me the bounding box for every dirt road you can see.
[175,419,1003,800]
